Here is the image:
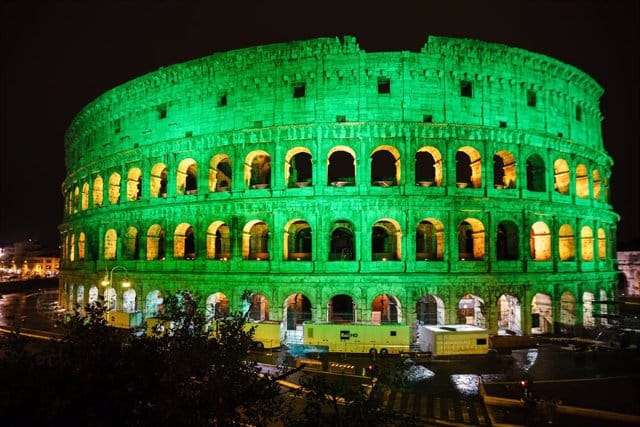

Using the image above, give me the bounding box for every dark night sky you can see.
[1,0,638,249]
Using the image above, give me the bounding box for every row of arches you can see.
[65,145,608,215]
[64,219,610,263]
[65,284,609,335]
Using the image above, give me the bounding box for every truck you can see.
[418,324,489,356]
[302,322,410,355]
[244,320,282,349]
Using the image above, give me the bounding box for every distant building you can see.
[618,251,640,296]
[0,240,59,278]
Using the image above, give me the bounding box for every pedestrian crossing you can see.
[381,389,490,425]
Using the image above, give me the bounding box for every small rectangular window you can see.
[336,115,346,122]
[254,120,263,128]
[526,89,537,107]
[476,338,487,345]
[390,330,397,337]
[499,121,507,128]
[185,131,193,138]
[377,77,391,94]
[460,80,473,98]
[293,82,306,98]
[423,114,433,123]
[217,93,227,107]
[114,118,121,134]
[158,106,167,119]
[576,105,582,122]
[557,132,563,138]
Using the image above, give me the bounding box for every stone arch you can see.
[243,220,269,260]
[371,218,402,261]
[105,287,117,311]
[81,182,89,211]
[455,146,481,188]
[78,232,86,260]
[88,286,99,306]
[206,221,231,260]
[104,229,117,260]
[206,292,230,321]
[108,172,121,204]
[416,218,444,261]
[415,146,443,186]
[126,167,142,201]
[150,163,168,198]
[370,145,400,186]
[558,224,575,261]
[457,218,485,260]
[174,223,195,260]
[123,288,137,313]
[581,226,594,261]
[328,294,355,322]
[68,284,74,307]
[123,226,139,260]
[245,150,271,189]
[526,154,546,192]
[497,294,521,335]
[285,147,312,187]
[73,186,79,213]
[530,221,551,261]
[593,169,601,200]
[583,292,596,329]
[458,294,485,327]
[145,290,163,318]
[177,158,198,195]
[76,285,85,307]
[493,150,516,189]
[284,219,312,261]
[597,228,607,260]
[531,293,553,334]
[70,234,76,262]
[284,293,312,330]
[560,291,577,333]
[416,294,445,325]
[209,154,232,192]
[372,294,402,323]
[496,221,519,260]
[554,158,570,195]
[248,292,270,321]
[576,164,589,199]
[146,224,165,260]
[327,146,356,186]
[329,220,355,260]
[93,175,104,207]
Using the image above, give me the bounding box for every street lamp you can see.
[100,266,131,318]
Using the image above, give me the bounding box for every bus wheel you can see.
[380,348,389,356]
[369,348,378,356]
[255,341,264,350]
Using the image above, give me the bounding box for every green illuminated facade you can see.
[60,36,618,337]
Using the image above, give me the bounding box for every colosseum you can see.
[60,35,619,344]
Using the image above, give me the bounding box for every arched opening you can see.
[581,226,594,261]
[69,234,76,262]
[73,186,79,213]
[174,223,195,260]
[457,218,485,260]
[81,183,89,211]
[496,221,519,260]
[576,164,589,199]
[597,228,607,260]
[415,146,443,186]
[104,229,117,260]
[416,219,444,260]
[93,176,104,207]
[329,221,355,260]
[245,151,271,189]
[284,293,312,331]
[126,167,142,201]
[145,290,163,318]
[285,148,312,187]
[560,291,577,334]
[177,158,198,195]
[88,286,99,306]
[150,163,168,198]
[328,294,355,323]
[243,221,269,260]
[558,224,575,261]
[457,294,485,327]
[108,172,121,204]
[593,169,601,200]
[415,294,445,325]
[327,147,356,186]
[493,150,516,189]
[206,292,230,321]
[371,219,401,261]
[206,222,231,260]
[104,288,117,312]
[497,294,521,335]
[531,293,553,334]
[526,154,546,192]
[583,292,595,330]
[123,288,137,313]
[530,221,551,261]
[554,158,570,195]
[209,154,232,192]
[146,224,165,260]
[123,226,139,260]
[284,219,312,261]
[78,232,86,260]
[371,146,400,186]
[599,289,609,326]
[248,293,269,321]
[76,285,85,307]
[372,294,401,323]
[455,146,481,188]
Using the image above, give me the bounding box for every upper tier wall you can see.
[63,36,604,171]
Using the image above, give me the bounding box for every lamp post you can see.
[100,266,131,322]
